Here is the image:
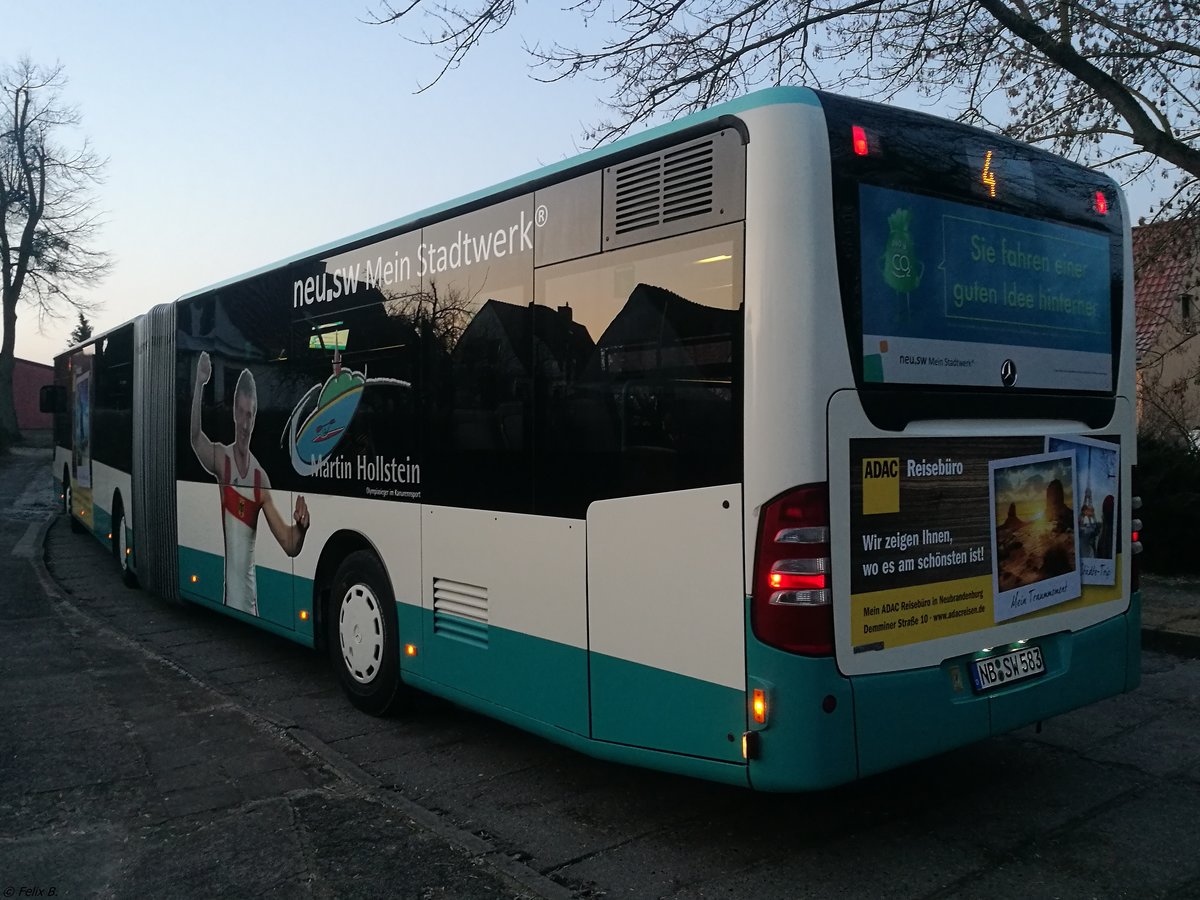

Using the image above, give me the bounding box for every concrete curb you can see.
[1142,628,1200,660]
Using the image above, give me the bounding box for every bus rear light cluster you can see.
[1131,478,1142,592]
[752,484,834,656]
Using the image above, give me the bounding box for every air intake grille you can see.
[613,141,715,235]
[603,128,745,250]
[433,577,489,648]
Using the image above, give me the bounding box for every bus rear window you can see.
[817,90,1123,419]
[859,185,1112,392]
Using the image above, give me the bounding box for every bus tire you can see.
[328,550,406,716]
[112,502,139,589]
[64,471,84,534]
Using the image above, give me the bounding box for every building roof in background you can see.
[1134,219,1200,357]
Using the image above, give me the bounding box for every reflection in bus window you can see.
[534,224,743,517]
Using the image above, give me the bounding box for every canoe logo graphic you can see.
[283,363,409,476]
[881,208,924,314]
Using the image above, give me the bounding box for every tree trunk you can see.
[0,294,23,450]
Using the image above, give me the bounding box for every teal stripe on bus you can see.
[853,605,1135,781]
[987,611,1131,735]
[742,598,859,791]
[403,665,751,787]
[177,545,314,646]
[410,607,590,737]
[588,653,746,763]
[742,596,1139,790]
[404,606,746,763]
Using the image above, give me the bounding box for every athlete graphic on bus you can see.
[190,351,311,616]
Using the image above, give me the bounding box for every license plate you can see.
[970,646,1045,692]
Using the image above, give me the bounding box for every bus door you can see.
[586,484,747,763]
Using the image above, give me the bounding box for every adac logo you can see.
[282,353,409,476]
[862,457,900,515]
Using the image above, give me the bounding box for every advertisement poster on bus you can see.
[72,370,92,489]
[849,435,1121,654]
[857,184,1113,393]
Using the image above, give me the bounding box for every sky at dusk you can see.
[7,2,1155,365]
[6,0,607,364]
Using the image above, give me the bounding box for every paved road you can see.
[0,449,548,900]
[6,446,1200,898]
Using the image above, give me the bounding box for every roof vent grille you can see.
[612,140,714,236]
[603,128,744,250]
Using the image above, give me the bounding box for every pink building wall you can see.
[13,357,54,431]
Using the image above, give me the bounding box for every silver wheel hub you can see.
[339,582,384,684]
[117,521,129,571]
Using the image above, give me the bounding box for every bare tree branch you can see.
[367,0,1200,219]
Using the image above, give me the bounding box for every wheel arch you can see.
[311,529,390,655]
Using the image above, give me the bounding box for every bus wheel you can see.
[328,550,406,716]
[64,475,84,534]
[112,506,139,588]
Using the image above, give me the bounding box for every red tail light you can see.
[752,483,834,655]
[851,125,870,157]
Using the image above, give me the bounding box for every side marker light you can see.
[405,644,418,657]
[752,688,767,724]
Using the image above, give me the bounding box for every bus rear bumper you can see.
[746,593,1140,791]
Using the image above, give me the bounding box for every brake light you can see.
[751,483,834,655]
[852,125,870,157]
[1093,191,1109,215]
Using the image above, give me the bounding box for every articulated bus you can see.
[48,87,1140,791]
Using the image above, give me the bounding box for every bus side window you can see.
[533,224,744,518]
[420,197,536,514]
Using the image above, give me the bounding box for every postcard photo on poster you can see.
[1045,435,1119,586]
[989,450,1082,623]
